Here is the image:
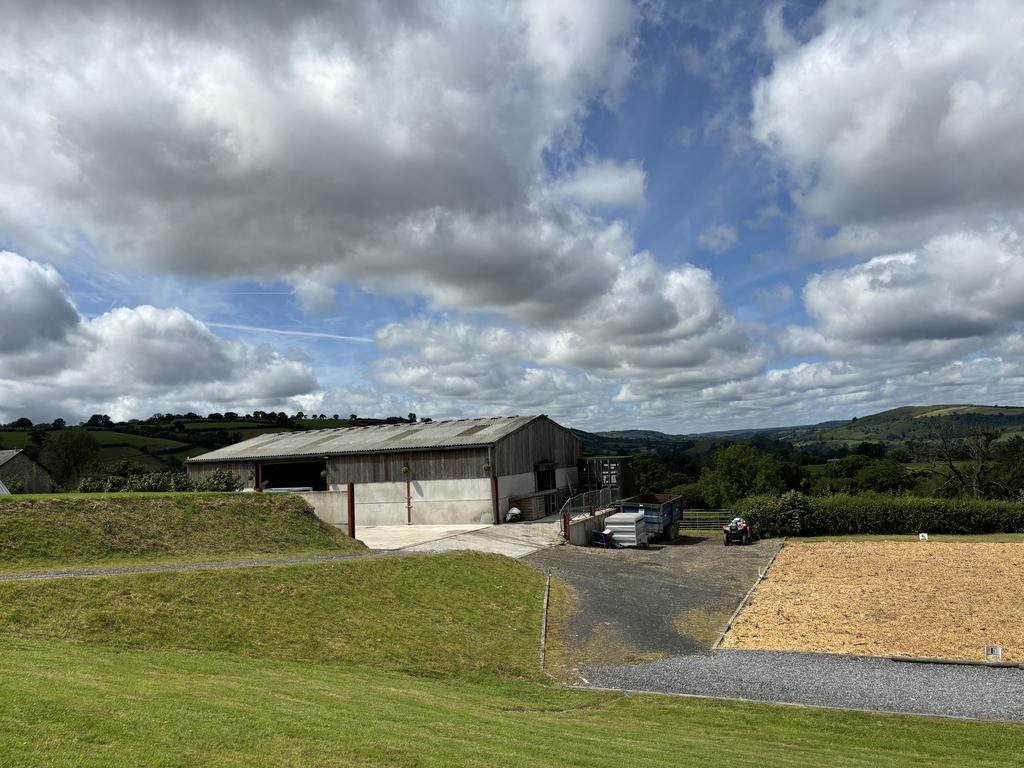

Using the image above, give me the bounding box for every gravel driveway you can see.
[529,536,1024,722]
[583,650,1024,722]
[525,535,783,665]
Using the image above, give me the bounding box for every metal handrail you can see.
[558,487,621,521]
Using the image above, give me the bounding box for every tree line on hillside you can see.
[631,428,1024,507]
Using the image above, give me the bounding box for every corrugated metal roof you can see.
[0,449,20,468]
[186,415,547,463]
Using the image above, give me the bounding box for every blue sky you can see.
[2,1,1024,431]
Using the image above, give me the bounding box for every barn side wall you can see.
[302,480,492,526]
[493,418,580,476]
[325,447,490,485]
[0,453,53,494]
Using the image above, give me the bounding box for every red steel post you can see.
[346,482,355,539]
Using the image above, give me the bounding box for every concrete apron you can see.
[356,517,564,558]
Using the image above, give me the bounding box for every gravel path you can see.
[0,552,379,582]
[526,537,782,662]
[583,649,1024,722]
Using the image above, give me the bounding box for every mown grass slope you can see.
[0,552,542,678]
[2,638,1022,768]
[0,493,363,571]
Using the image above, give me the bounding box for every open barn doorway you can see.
[259,460,328,491]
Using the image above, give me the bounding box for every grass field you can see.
[724,541,1024,661]
[3,638,1022,768]
[0,493,362,572]
[0,553,542,677]
[1,494,1022,764]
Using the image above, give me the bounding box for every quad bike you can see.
[723,517,752,546]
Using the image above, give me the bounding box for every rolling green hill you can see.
[775,404,1024,448]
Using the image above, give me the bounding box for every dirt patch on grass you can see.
[722,541,1024,661]
[674,607,732,647]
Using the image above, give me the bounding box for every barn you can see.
[185,415,581,526]
[0,449,53,494]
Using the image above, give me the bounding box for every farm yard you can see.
[722,541,1024,662]
[1,492,1022,765]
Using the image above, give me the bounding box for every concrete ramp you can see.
[358,517,563,558]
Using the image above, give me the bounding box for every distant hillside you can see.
[774,404,1024,448]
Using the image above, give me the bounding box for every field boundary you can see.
[712,538,786,650]
[0,552,382,582]
[540,571,551,670]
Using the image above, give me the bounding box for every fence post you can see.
[346,482,355,539]
[562,510,570,540]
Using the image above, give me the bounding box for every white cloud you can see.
[752,0,1024,249]
[0,251,80,353]
[697,223,738,253]
[0,0,640,323]
[0,254,317,422]
[556,158,647,208]
[802,227,1024,347]
[369,253,770,415]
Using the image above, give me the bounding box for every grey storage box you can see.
[601,510,649,548]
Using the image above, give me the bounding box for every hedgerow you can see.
[734,491,1024,537]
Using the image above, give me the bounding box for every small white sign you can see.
[985,645,1003,661]
[919,533,929,541]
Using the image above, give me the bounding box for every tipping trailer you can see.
[618,493,684,542]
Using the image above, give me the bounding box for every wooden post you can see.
[346,482,355,539]
[406,478,412,525]
[562,510,570,541]
[491,475,500,526]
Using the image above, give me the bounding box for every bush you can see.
[734,492,1024,537]
[193,469,244,492]
[76,471,194,493]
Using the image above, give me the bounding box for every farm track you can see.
[583,648,1024,723]
[0,551,388,581]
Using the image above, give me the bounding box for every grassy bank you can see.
[0,552,544,678]
[2,639,1022,768]
[0,493,363,571]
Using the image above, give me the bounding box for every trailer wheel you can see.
[665,522,679,542]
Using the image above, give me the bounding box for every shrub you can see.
[193,469,244,492]
[734,492,1024,537]
[76,471,194,493]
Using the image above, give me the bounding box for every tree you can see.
[40,429,100,488]
[698,445,764,507]
[10,417,32,428]
[699,444,803,507]
[917,427,1001,499]
[86,414,113,428]
[408,412,417,423]
[52,418,66,430]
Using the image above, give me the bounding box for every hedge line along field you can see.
[735,492,1024,538]
[0,493,363,571]
[723,541,1024,661]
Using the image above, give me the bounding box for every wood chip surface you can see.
[722,541,1024,661]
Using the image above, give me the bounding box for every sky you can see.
[2,0,1024,432]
